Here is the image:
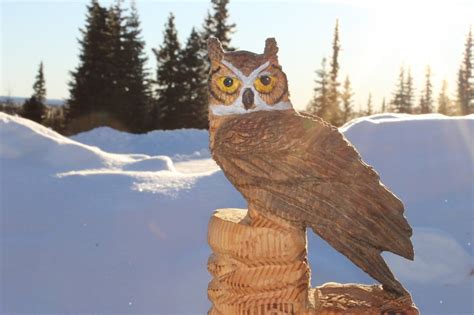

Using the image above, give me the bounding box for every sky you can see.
[1,0,473,111]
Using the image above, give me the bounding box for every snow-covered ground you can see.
[1,112,473,314]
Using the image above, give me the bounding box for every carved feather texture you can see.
[210,109,414,296]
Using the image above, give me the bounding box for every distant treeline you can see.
[5,0,235,135]
[306,22,473,126]
[2,1,473,134]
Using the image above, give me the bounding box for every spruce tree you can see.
[202,0,236,51]
[120,1,150,132]
[419,66,433,113]
[437,79,453,115]
[22,97,45,123]
[307,58,330,119]
[181,27,209,129]
[366,93,373,116]
[418,96,425,114]
[390,66,414,113]
[192,0,237,127]
[195,0,237,124]
[327,20,342,126]
[404,67,414,113]
[67,0,150,133]
[340,76,354,123]
[103,1,150,132]
[457,27,473,115]
[153,13,186,129]
[33,61,46,103]
[202,11,214,40]
[390,66,406,113]
[67,0,110,132]
[22,62,46,123]
[104,0,125,119]
[199,11,215,59]
[198,0,236,69]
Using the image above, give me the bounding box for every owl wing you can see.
[213,110,414,295]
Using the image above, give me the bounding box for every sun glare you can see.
[341,0,473,109]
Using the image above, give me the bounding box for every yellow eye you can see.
[216,76,240,94]
[254,75,276,93]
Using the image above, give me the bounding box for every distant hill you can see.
[0,96,65,106]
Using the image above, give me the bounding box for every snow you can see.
[1,112,473,314]
[72,126,211,160]
[388,228,471,285]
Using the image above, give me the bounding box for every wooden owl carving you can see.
[207,37,414,296]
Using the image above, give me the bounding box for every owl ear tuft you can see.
[208,37,224,62]
[264,38,279,57]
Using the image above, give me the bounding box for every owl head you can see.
[207,37,293,116]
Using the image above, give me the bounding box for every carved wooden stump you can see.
[207,208,419,315]
[208,208,310,314]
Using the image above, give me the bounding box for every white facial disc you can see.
[210,60,292,116]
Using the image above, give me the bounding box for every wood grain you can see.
[208,208,310,315]
[207,209,418,315]
[207,37,416,312]
[209,109,414,296]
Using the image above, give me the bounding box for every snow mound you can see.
[1,113,473,314]
[0,113,135,171]
[72,126,210,160]
[0,113,180,176]
[342,114,474,204]
[340,112,467,131]
[123,156,176,172]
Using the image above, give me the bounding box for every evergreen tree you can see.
[153,13,186,129]
[102,1,151,132]
[104,0,125,116]
[178,0,238,130]
[22,62,46,123]
[307,58,330,119]
[366,93,373,116]
[22,97,45,123]
[201,11,214,41]
[202,0,236,51]
[390,66,406,113]
[195,0,237,124]
[181,27,209,129]
[381,97,386,112]
[340,76,354,123]
[67,0,110,132]
[390,66,413,113]
[457,27,473,115]
[418,96,425,114]
[327,19,342,126]
[437,79,454,115]
[120,1,151,132]
[33,61,46,103]
[68,0,150,133]
[419,65,433,113]
[404,67,414,113]
[199,11,215,60]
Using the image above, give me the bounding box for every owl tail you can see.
[311,226,409,296]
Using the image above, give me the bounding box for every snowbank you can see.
[1,112,473,314]
[339,113,474,313]
[72,126,210,160]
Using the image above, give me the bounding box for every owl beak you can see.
[242,88,255,110]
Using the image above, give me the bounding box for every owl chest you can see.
[218,116,285,150]
[214,127,284,156]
